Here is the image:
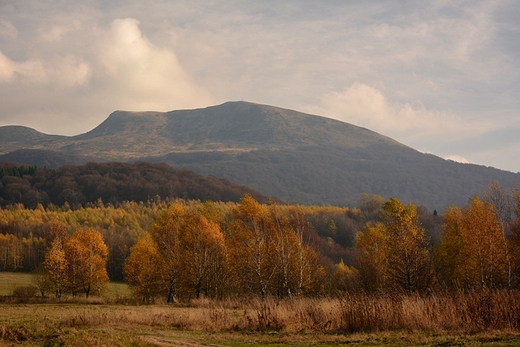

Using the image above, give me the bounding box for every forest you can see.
[1,160,520,301]
[0,161,273,209]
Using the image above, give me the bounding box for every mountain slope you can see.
[1,101,519,209]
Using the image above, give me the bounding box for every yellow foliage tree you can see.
[149,202,185,302]
[356,198,433,293]
[436,197,510,289]
[227,195,277,297]
[382,198,434,293]
[177,213,227,299]
[43,238,67,298]
[332,259,358,292]
[64,228,109,297]
[354,222,388,292]
[124,232,166,303]
[227,196,325,297]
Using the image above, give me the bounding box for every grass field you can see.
[0,272,34,296]
[1,303,520,346]
[0,272,131,299]
[2,272,520,346]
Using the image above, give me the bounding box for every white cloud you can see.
[0,16,214,134]
[95,18,214,111]
[0,50,46,82]
[308,83,493,143]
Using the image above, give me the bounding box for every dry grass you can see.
[1,290,520,345]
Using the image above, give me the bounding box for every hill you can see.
[0,161,273,208]
[1,101,519,209]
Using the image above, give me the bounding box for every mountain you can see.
[1,101,519,209]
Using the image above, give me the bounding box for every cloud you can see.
[95,18,214,111]
[308,83,494,143]
[0,19,17,40]
[0,16,213,135]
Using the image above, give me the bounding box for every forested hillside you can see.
[0,162,273,208]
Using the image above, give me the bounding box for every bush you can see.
[12,285,38,297]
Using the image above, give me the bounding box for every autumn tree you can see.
[436,197,510,289]
[176,212,227,299]
[355,198,434,293]
[0,233,23,271]
[354,222,388,292]
[483,182,513,287]
[43,237,67,298]
[382,198,434,293]
[435,205,468,289]
[331,259,358,292]
[227,195,277,297]
[148,202,185,302]
[286,208,326,295]
[124,232,166,303]
[64,228,109,297]
[227,196,326,297]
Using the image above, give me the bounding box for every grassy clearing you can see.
[0,272,131,299]
[0,272,33,296]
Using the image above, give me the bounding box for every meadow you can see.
[2,272,520,346]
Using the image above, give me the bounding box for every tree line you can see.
[354,182,520,293]
[0,197,365,283]
[3,178,519,299]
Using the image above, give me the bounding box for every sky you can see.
[1,1,519,172]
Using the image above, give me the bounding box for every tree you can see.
[354,222,388,292]
[382,198,434,293]
[332,259,358,292]
[482,182,513,287]
[64,228,109,298]
[149,202,185,302]
[33,264,52,297]
[177,212,227,299]
[227,195,277,297]
[227,196,326,297]
[435,205,468,289]
[43,238,67,298]
[356,198,434,293]
[124,232,166,303]
[436,197,509,290]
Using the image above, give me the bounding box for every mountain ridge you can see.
[1,101,518,209]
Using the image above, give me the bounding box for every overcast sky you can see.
[1,1,519,172]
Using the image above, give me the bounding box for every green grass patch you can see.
[0,272,131,299]
[0,272,34,295]
[107,281,132,298]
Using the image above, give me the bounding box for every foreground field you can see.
[1,295,520,346]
